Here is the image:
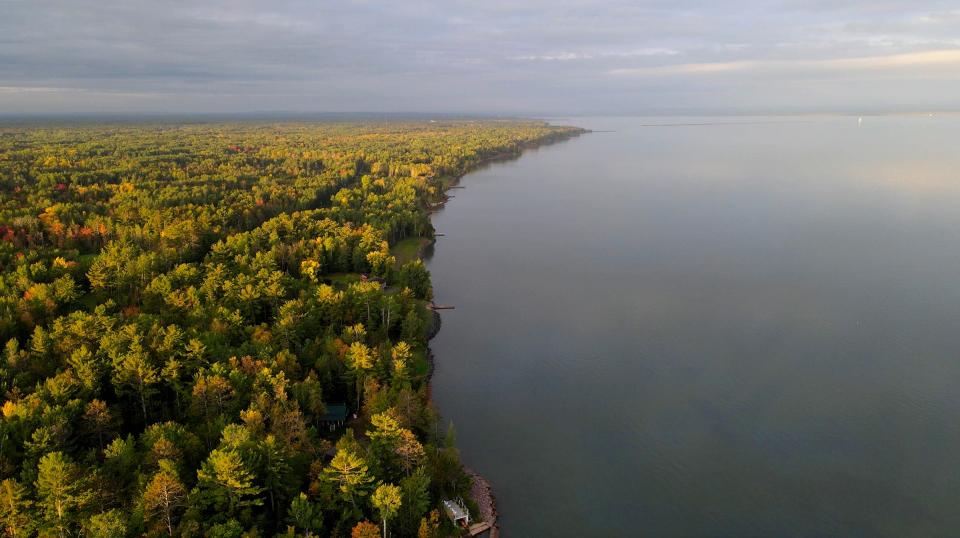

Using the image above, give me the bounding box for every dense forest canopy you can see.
[0,121,582,537]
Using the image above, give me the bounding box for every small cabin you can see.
[442,499,470,528]
[320,403,348,431]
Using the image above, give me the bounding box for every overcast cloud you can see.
[2,0,960,114]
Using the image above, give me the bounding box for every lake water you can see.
[427,116,960,536]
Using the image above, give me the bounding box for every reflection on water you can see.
[428,116,960,537]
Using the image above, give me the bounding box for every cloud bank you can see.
[2,0,959,114]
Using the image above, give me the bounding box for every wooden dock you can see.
[428,303,455,310]
[468,522,492,536]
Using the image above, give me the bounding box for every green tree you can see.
[84,509,128,538]
[401,309,423,342]
[110,332,160,421]
[206,519,244,538]
[0,479,34,537]
[397,468,430,535]
[287,493,323,537]
[67,345,101,393]
[397,261,431,300]
[35,451,88,538]
[324,448,374,510]
[260,434,294,515]
[196,449,263,515]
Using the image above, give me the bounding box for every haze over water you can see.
[428,116,960,536]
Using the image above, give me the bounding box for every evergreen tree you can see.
[196,449,263,516]
[287,493,323,537]
[35,452,88,538]
[324,448,374,511]
[0,479,33,537]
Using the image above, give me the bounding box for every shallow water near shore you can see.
[427,115,960,536]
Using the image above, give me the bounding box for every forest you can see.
[0,120,582,537]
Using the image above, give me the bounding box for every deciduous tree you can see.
[371,483,401,538]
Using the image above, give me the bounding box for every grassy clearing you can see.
[391,236,432,265]
[322,272,363,287]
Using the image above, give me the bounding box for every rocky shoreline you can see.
[466,468,499,535]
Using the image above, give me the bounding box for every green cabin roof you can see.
[321,403,348,422]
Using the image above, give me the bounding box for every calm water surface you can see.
[427,116,960,536]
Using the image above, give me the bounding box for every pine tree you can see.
[35,452,89,538]
[0,479,34,537]
[287,493,323,537]
[110,333,159,421]
[83,509,128,538]
[196,449,263,515]
[324,448,374,510]
[398,468,431,535]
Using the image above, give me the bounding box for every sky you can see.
[3,0,960,115]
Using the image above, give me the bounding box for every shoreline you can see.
[421,127,587,535]
[466,467,498,536]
